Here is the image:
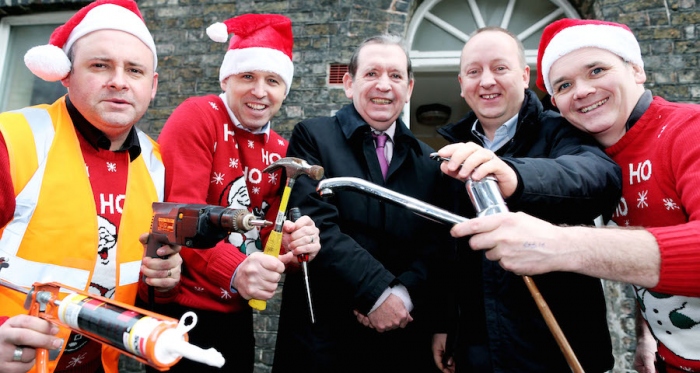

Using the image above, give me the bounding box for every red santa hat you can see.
[206,14,294,94]
[536,18,643,95]
[24,0,157,82]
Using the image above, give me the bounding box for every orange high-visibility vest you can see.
[0,96,164,373]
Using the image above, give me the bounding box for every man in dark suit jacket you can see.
[272,34,454,373]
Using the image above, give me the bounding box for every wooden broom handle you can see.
[522,275,584,373]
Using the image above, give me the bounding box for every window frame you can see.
[0,11,75,104]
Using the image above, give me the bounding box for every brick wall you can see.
[133,0,414,140]
[3,0,699,372]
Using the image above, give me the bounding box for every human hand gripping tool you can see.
[146,202,272,306]
[317,165,585,373]
[429,152,584,373]
[247,157,324,311]
[0,278,225,372]
[147,202,272,256]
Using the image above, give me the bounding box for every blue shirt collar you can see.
[471,114,518,151]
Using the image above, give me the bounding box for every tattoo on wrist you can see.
[523,241,544,249]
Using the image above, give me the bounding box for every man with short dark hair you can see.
[273,34,451,373]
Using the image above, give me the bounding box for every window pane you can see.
[1,24,66,112]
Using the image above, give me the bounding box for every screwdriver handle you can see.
[288,207,309,263]
[288,207,302,221]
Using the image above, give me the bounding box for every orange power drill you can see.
[145,202,272,306]
[147,202,272,257]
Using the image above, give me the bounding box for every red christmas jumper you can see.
[606,96,700,372]
[156,94,286,313]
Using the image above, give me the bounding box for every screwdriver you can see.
[288,207,315,323]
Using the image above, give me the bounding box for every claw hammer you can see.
[248,157,324,311]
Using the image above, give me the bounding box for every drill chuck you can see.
[209,207,271,232]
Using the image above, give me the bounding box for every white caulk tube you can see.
[56,293,225,369]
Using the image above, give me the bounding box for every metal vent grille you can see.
[328,63,348,84]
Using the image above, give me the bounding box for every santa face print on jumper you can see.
[222,175,262,255]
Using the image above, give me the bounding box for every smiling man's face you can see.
[549,47,646,147]
[221,70,287,132]
[458,30,529,133]
[343,43,414,132]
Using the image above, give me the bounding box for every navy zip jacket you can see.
[436,89,621,372]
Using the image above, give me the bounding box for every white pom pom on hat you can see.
[205,22,229,43]
[24,0,157,82]
[536,18,643,95]
[206,14,294,94]
[24,44,72,82]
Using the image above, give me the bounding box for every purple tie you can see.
[373,133,389,179]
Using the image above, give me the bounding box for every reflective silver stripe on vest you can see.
[119,260,142,286]
[0,108,91,289]
[0,108,54,256]
[0,254,90,291]
[137,129,165,202]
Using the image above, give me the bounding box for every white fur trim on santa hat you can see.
[219,47,294,94]
[541,23,643,95]
[64,3,157,71]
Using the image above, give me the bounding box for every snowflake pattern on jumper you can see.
[637,190,648,208]
[663,198,680,210]
[220,288,232,299]
[212,172,225,185]
[268,172,278,185]
[67,352,88,368]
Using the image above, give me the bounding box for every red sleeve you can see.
[648,221,700,297]
[0,316,8,326]
[138,280,180,304]
[158,98,246,292]
[647,113,700,297]
[0,134,15,228]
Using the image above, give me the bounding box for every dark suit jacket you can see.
[272,103,455,373]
